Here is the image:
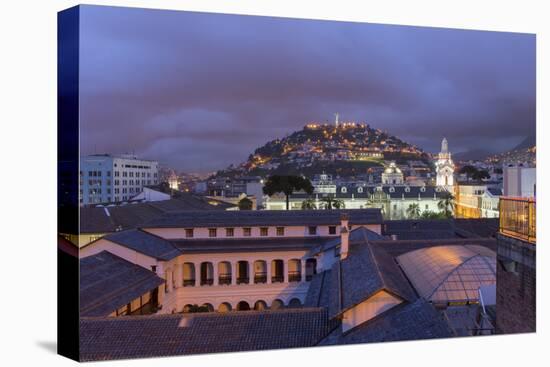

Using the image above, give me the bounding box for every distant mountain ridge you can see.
[214,122,431,178]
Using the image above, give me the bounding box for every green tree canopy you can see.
[238,197,253,210]
[263,175,314,210]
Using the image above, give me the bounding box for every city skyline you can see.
[79,6,535,172]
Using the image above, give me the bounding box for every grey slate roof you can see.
[328,240,417,319]
[142,209,383,228]
[79,308,329,361]
[316,226,387,253]
[319,299,453,345]
[304,270,332,308]
[382,218,499,240]
[80,194,233,233]
[96,229,181,260]
[80,251,165,317]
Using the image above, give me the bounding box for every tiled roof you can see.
[80,251,165,317]
[304,270,332,308]
[453,218,498,238]
[328,240,417,319]
[142,209,383,228]
[79,308,329,361]
[382,219,458,240]
[319,299,453,345]
[80,195,232,233]
[97,229,181,260]
[316,226,387,253]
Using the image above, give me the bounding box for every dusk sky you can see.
[79,5,536,172]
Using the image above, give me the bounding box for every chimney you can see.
[340,213,350,260]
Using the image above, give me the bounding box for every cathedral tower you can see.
[435,137,455,187]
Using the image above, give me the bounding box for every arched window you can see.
[420,186,426,192]
[183,304,194,313]
[200,262,213,286]
[271,299,284,310]
[405,187,411,193]
[288,298,302,308]
[236,301,250,311]
[288,259,302,282]
[389,187,395,193]
[218,302,232,313]
[183,263,196,287]
[271,259,284,283]
[237,261,250,284]
[218,261,232,285]
[341,187,347,193]
[306,258,317,281]
[254,300,268,310]
[201,303,214,312]
[254,260,267,284]
[357,187,363,193]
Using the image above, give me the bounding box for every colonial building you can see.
[435,138,455,188]
[78,209,500,360]
[381,161,404,185]
[455,183,502,219]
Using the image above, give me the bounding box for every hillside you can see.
[214,122,430,178]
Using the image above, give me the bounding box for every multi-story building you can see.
[455,183,502,219]
[496,196,536,333]
[503,164,536,197]
[80,154,159,205]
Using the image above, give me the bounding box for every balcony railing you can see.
[271,275,284,283]
[254,273,267,284]
[183,279,195,287]
[218,274,232,285]
[200,278,214,286]
[288,271,302,282]
[499,197,536,244]
[236,276,249,285]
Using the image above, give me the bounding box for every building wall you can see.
[503,166,536,198]
[79,239,159,271]
[80,154,159,205]
[495,234,536,334]
[159,250,315,314]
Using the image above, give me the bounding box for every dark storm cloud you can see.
[79,5,536,172]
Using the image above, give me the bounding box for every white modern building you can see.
[503,164,536,198]
[435,138,455,188]
[80,154,159,205]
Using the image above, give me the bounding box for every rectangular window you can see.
[208,228,217,238]
[226,228,234,237]
[329,226,337,235]
[185,228,194,238]
[308,226,317,235]
[276,227,285,236]
[243,227,251,237]
[260,227,269,236]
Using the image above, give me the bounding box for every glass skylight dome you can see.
[396,245,496,305]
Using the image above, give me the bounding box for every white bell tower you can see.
[435,137,455,187]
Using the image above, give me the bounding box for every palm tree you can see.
[406,203,421,219]
[438,191,455,218]
[301,198,317,210]
[320,195,345,210]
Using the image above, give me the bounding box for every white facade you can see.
[435,138,455,188]
[381,162,404,185]
[80,154,159,205]
[503,165,536,198]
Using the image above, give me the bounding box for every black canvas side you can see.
[57,5,80,362]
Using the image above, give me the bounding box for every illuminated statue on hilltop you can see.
[435,137,455,188]
[334,112,339,127]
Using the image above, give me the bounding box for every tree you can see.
[438,191,455,218]
[262,175,314,210]
[420,210,447,219]
[320,195,345,210]
[186,304,210,313]
[301,198,317,210]
[238,197,253,210]
[459,165,478,181]
[472,169,490,181]
[406,203,421,219]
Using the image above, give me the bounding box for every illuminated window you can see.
[260,227,269,236]
[226,228,234,237]
[276,227,284,236]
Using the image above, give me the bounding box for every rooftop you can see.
[79,308,329,361]
[80,251,165,317]
[142,209,383,228]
